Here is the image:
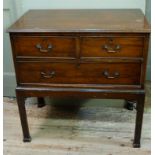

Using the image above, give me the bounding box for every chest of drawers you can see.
[8,9,150,148]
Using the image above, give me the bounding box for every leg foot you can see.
[37,97,46,108]
[124,100,136,111]
[133,143,140,148]
[23,136,32,142]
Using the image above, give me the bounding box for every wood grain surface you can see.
[16,62,141,85]
[7,9,150,33]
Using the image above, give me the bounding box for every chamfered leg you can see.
[16,92,31,142]
[133,94,145,148]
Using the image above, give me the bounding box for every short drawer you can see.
[17,62,141,85]
[13,36,76,58]
[81,37,143,57]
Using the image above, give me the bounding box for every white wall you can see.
[22,0,146,13]
[145,0,151,80]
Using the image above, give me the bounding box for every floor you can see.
[3,82,151,155]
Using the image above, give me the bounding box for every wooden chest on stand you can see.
[8,9,150,147]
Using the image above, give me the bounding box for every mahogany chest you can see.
[7,9,150,147]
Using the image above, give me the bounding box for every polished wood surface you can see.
[13,36,76,58]
[81,36,143,57]
[17,62,141,85]
[8,9,150,33]
[8,9,150,148]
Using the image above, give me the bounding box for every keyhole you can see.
[42,38,48,47]
[109,38,113,43]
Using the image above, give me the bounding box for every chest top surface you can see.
[7,9,150,33]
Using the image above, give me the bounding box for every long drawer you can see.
[13,36,76,58]
[81,37,143,57]
[17,62,141,85]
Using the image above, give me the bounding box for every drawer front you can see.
[13,36,76,58]
[17,62,141,85]
[81,37,143,57]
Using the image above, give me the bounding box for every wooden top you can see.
[7,9,150,33]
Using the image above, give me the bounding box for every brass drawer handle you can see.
[36,44,53,53]
[103,70,120,79]
[103,44,121,53]
[40,71,55,78]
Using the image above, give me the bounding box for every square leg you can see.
[133,94,145,148]
[37,97,46,108]
[16,92,31,142]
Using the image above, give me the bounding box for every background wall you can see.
[22,0,146,12]
[3,0,150,96]
[145,0,151,80]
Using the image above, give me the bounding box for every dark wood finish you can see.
[16,92,31,142]
[16,62,141,85]
[13,36,76,58]
[81,36,143,57]
[8,9,150,148]
[124,100,137,110]
[16,86,145,99]
[134,94,145,148]
[7,9,150,33]
[37,97,45,108]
